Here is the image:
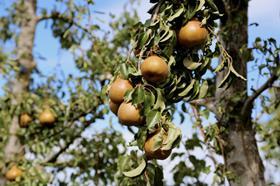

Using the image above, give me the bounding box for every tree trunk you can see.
[1,0,37,184]
[215,0,265,185]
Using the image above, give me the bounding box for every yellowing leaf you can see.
[161,121,182,151]
[178,79,195,97]
[183,58,202,70]
[196,0,205,12]
[167,5,184,22]
[199,80,208,98]
[122,159,146,178]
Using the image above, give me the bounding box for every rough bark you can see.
[1,0,37,184]
[215,0,265,185]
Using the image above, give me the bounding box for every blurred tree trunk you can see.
[215,0,265,185]
[1,0,37,184]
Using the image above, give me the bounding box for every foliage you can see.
[0,0,279,185]
[253,38,280,163]
[104,0,241,183]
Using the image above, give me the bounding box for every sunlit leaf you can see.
[122,159,147,178]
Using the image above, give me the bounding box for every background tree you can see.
[0,0,139,185]
[0,0,279,186]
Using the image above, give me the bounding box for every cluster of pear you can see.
[19,108,56,128]
[108,19,208,160]
[108,55,169,126]
[108,56,170,160]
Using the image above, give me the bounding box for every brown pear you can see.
[5,165,22,181]
[144,131,171,160]
[117,102,143,126]
[141,55,169,83]
[39,109,56,126]
[109,100,120,115]
[109,78,133,103]
[178,20,209,48]
[19,113,32,128]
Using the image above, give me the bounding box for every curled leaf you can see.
[122,159,147,178]
[167,5,184,22]
[178,79,195,97]
[161,122,182,151]
[154,88,165,112]
[183,58,202,70]
[196,0,205,12]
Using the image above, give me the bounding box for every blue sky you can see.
[0,0,280,184]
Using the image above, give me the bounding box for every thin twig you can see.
[190,105,218,167]
[42,110,102,163]
[37,12,95,39]
[241,74,278,117]
[190,97,216,114]
[190,105,205,139]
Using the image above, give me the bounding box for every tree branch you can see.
[42,112,100,164]
[43,135,77,163]
[42,95,104,164]
[37,12,94,39]
[189,97,216,114]
[190,105,219,167]
[241,74,279,117]
[190,105,205,139]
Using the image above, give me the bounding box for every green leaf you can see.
[178,79,195,97]
[185,134,202,150]
[168,56,176,67]
[167,6,184,22]
[122,159,146,178]
[148,130,166,152]
[196,0,205,12]
[146,110,161,133]
[183,58,202,70]
[124,88,135,102]
[119,63,129,78]
[144,91,156,114]
[140,29,153,47]
[214,61,225,73]
[160,30,174,43]
[161,121,182,150]
[152,164,164,186]
[206,0,218,11]
[198,80,208,98]
[136,128,148,149]
[189,155,210,174]
[132,86,145,104]
[154,88,165,112]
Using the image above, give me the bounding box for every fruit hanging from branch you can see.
[141,55,169,84]
[178,20,209,48]
[117,102,143,126]
[5,165,23,181]
[39,108,56,126]
[109,100,120,115]
[109,78,133,104]
[144,129,171,160]
[19,113,32,128]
